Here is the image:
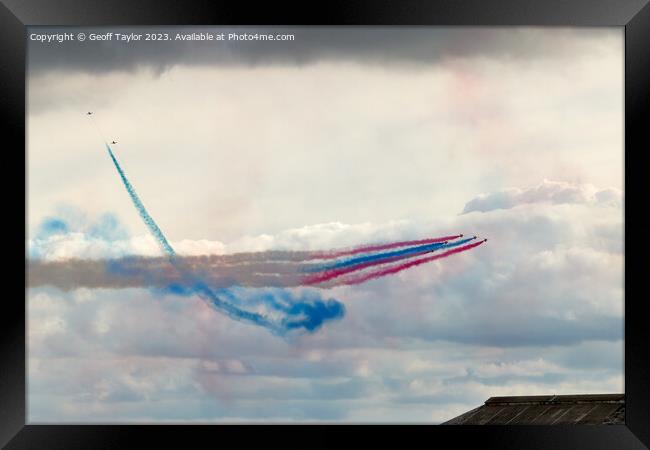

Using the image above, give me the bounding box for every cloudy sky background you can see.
[27,27,623,422]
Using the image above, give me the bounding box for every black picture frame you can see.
[3,0,649,448]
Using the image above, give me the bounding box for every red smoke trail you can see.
[309,234,462,260]
[303,246,444,285]
[333,239,486,286]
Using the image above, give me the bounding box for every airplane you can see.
[110,140,118,144]
[86,112,93,115]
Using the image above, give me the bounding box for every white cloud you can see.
[462,180,623,214]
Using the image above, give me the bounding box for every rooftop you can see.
[442,394,625,425]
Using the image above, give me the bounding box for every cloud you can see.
[27,180,623,421]
[27,27,619,76]
[28,179,623,343]
[30,210,135,260]
[28,210,414,261]
[27,337,623,422]
[461,180,623,214]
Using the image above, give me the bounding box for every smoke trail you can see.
[104,143,344,335]
[303,237,477,285]
[309,234,462,260]
[35,115,486,332]
[304,240,453,273]
[106,144,176,256]
[200,287,345,332]
[336,239,487,286]
[28,214,485,292]
[27,236,482,291]
[106,143,278,331]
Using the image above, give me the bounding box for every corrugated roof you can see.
[442,394,624,425]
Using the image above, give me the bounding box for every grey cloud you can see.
[340,274,623,347]
[28,346,622,422]
[28,27,618,76]
[27,254,310,291]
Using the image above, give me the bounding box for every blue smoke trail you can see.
[305,240,450,273]
[106,145,176,256]
[305,237,476,273]
[35,218,69,239]
[303,237,478,284]
[152,284,346,333]
[105,143,344,335]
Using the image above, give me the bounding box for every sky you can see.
[26,26,624,423]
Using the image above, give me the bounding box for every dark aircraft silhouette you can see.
[86,112,93,115]
[111,140,117,144]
